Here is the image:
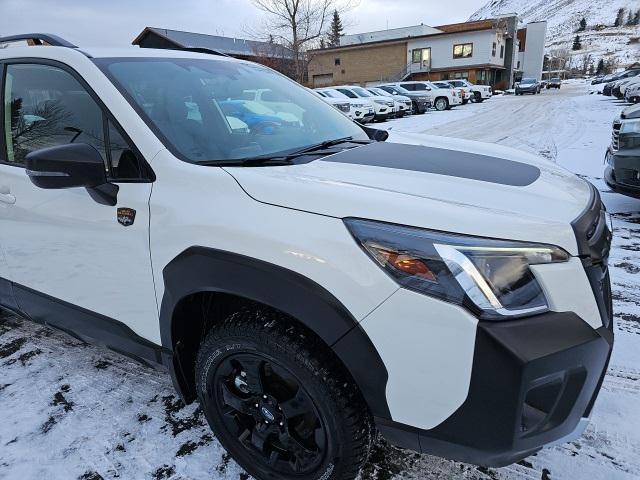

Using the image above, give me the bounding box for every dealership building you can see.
[308,16,547,90]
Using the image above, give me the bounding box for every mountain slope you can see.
[470,0,640,68]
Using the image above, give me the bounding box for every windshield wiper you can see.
[199,137,372,167]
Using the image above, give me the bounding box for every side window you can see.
[106,121,142,180]
[4,64,106,166]
[2,63,145,181]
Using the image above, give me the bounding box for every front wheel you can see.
[434,97,449,111]
[195,309,372,480]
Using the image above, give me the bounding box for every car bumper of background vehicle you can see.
[376,311,613,467]
[605,149,640,198]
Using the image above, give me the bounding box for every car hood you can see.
[224,132,592,254]
[622,103,640,119]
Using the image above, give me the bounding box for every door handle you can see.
[0,186,16,205]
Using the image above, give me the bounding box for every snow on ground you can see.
[1,83,639,480]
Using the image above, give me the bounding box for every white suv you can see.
[448,79,493,103]
[315,87,375,123]
[0,34,614,480]
[384,81,462,111]
[334,85,394,122]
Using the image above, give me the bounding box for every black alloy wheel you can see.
[213,352,326,475]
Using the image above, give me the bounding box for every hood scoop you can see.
[320,141,541,187]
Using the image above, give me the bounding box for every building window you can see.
[454,71,469,80]
[453,43,473,59]
[412,48,431,68]
[441,73,450,80]
[334,58,341,66]
[517,61,521,69]
[500,45,504,59]
[492,42,497,56]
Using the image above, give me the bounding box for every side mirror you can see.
[25,143,119,206]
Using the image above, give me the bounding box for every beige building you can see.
[308,16,546,90]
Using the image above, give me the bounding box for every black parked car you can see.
[605,103,640,198]
[547,78,562,89]
[515,78,540,95]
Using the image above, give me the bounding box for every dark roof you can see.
[133,27,295,59]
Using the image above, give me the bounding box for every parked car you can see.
[605,103,640,197]
[621,77,640,101]
[367,87,412,117]
[315,88,375,123]
[447,79,493,103]
[334,85,393,122]
[604,70,640,96]
[614,76,640,99]
[515,78,541,95]
[0,34,615,480]
[384,81,462,111]
[311,89,354,118]
[432,80,469,105]
[625,83,640,104]
[377,84,431,114]
[547,78,562,89]
[591,75,605,85]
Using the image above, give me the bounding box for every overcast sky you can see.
[0,0,487,47]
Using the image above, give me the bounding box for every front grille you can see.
[611,120,621,151]
[571,185,613,327]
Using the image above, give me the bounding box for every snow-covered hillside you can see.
[470,0,640,68]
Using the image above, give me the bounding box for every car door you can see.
[0,61,160,346]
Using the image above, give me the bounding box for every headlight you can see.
[345,219,570,321]
[374,99,388,105]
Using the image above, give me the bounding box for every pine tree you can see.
[627,10,635,25]
[596,58,605,75]
[614,8,625,26]
[633,9,640,26]
[572,35,582,50]
[578,18,587,32]
[327,9,344,48]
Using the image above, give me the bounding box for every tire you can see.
[434,97,449,111]
[195,308,373,480]
[462,99,469,105]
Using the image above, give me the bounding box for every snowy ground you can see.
[1,82,639,480]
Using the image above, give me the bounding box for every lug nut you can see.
[255,404,259,408]
[263,395,268,399]
[279,422,284,426]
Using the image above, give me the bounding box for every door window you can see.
[2,63,143,180]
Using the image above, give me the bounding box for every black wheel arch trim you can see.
[159,246,392,419]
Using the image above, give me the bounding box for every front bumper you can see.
[604,148,640,198]
[377,312,613,467]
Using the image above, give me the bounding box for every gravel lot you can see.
[1,82,639,480]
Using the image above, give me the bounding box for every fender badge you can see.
[117,208,136,227]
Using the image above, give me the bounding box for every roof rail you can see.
[0,33,78,48]
[179,47,231,58]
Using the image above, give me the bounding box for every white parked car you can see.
[448,79,493,103]
[625,82,640,103]
[315,87,375,123]
[620,76,640,100]
[0,33,614,480]
[310,88,354,119]
[432,80,470,105]
[385,81,462,111]
[367,86,411,117]
[334,85,394,122]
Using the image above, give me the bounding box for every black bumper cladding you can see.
[377,184,614,467]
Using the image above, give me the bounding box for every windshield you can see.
[97,58,367,164]
[380,85,407,95]
[351,87,372,97]
[521,78,536,84]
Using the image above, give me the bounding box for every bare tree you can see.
[251,0,356,82]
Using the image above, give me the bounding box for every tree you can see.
[634,9,640,26]
[596,58,605,75]
[627,10,635,26]
[578,17,587,32]
[614,8,625,26]
[251,0,356,83]
[327,9,344,47]
[572,35,582,50]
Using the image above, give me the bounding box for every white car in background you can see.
[447,79,492,103]
[387,81,462,111]
[311,89,354,119]
[367,87,412,117]
[621,77,640,101]
[334,85,394,122]
[625,82,640,104]
[432,81,470,105]
[315,87,375,123]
